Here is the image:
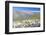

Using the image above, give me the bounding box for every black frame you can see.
[5,1,45,34]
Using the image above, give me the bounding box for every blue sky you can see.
[13,7,40,12]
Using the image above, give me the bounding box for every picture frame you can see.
[5,1,45,34]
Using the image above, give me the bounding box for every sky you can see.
[13,7,40,12]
